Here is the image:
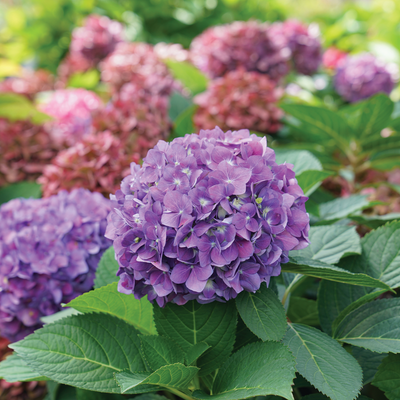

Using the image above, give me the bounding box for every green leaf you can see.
[67,282,156,336]
[41,308,81,324]
[334,298,400,353]
[372,353,400,400]
[0,353,49,382]
[140,336,184,371]
[349,213,400,229]
[67,69,100,90]
[165,60,208,95]
[370,153,400,171]
[171,104,197,139]
[296,170,333,196]
[76,388,126,400]
[352,347,387,385]
[56,385,78,400]
[94,246,119,289]
[0,181,41,205]
[115,363,199,394]
[193,341,296,400]
[282,256,391,290]
[361,134,400,154]
[153,301,237,376]
[283,323,363,400]
[185,343,211,366]
[287,297,319,326]
[133,395,170,400]
[235,284,287,342]
[46,381,59,400]
[11,313,146,393]
[233,315,260,353]
[317,195,371,222]
[290,225,361,264]
[274,149,322,174]
[168,91,192,122]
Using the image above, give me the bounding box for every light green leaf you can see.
[67,282,156,336]
[41,307,81,324]
[372,353,400,400]
[0,353,49,382]
[171,104,197,139]
[361,134,400,154]
[352,347,387,385]
[67,69,100,90]
[140,336,184,371]
[115,363,199,394]
[287,297,319,326]
[94,246,119,289]
[274,149,322,174]
[11,313,146,393]
[235,284,287,342]
[334,298,400,353]
[282,256,391,290]
[283,323,362,400]
[290,225,361,264]
[0,181,41,205]
[165,60,208,95]
[154,301,237,376]
[296,170,333,196]
[193,341,296,400]
[185,343,211,366]
[317,195,371,222]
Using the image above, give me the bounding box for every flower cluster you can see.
[269,20,322,75]
[0,189,111,341]
[322,47,347,70]
[0,69,54,100]
[38,131,134,198]
[100,42,176,93]
[39,89,102,146]
[193,69,283,134]
[92,81,172,159]
[106,128,309,307]
[190,21,290,80]
[154,42,191,63]
[0,118,57,186]
[334,53,396,102]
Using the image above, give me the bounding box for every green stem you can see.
[164,391,177,400]
[167,388,195,400]
[293,386,302,399]
[282,274,304,306]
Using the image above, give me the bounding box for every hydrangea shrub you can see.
[0,189,111,341]
[106,127,309,306]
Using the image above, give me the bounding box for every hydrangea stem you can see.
[168,388,196,400]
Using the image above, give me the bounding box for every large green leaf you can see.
[67,69,100,90]
[290,225,361,264]
[274,149,322,174]
[334,298,400,353]
[153,301,237,376]
[94,247,119,289]
[283,323,362,400]
[233,315,260,353]
[193,341,296,400]
[317,195,371,222]
[185,343,211,366]
[361,134,400,154]
[352,347,387,385]
[0,353,49,382]
[282,256,391,290]
[0,181,42,205]
[235,284,287,342]
[67,282,156,335]
[41,307,81,324]
[168,91,193,122]
[296,170,333,196]
[171,105,197,139]
[115,363,199,394]
[287,297,319,326]
[372,353,400,400]
[76,388,126,400]
[11,313,145,393]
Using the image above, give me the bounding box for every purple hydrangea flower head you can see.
[106,127,310,306]
[334,53,397,102]
[190,21,291,80]
[0,189,112,341]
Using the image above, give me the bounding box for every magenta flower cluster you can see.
[0,189,111,341]
[334,53,396,102]
[106,128,310,307]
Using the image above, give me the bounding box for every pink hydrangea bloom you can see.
[40,89,102,146]
[194,69,283,134]
[322,47,348,70]
[38,131,135,198]
[190,21,290,80]
[154,42,191,63]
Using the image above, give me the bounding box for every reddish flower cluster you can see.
[322,47,347,70]
[38,131,134,198]
[190,21,290,80]
[0,118,57,186]
[194,69,283,134]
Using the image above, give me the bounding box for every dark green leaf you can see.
[0,182,41,205]
[300,395,329,400]
[287,297,319,326]
[67,282,156,335]
[349,213,400,229]
[334,298,400,353]
[76,388,126,400]
[296,170,333,196]
[352,347,387,385]
[172,105,197,139]
[283,323,362,400]
[185,343,211,366]
[370,154,400,171]
[56,385,78,400]
[193,341,296,400]
[46,381,59,400]
[0,353,49,382]
[290,225,361,264]
[11,313,146,393]
[361,134,400,154]
[274,149,322,174]
[372,353,400,400]
[233,315,260,353]
[133,395,170,400]
[235,284,287,342]
[94,246,119,289]
[154,301,237,376]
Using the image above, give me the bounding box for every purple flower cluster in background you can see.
[334,53,397,102]
[0,189,111,341]
[106,128,309,307]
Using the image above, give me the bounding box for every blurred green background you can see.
[1,0,400,74]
